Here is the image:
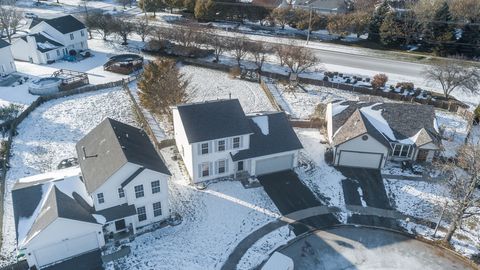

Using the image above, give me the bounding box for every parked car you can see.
[24,12,38,19]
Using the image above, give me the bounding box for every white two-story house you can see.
[172,99,303,183]
[11,15,88,64]
[76,118,171,236]
[0,39,16,75]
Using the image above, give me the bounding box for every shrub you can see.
[365,77,370,82]
[352,80,358,84]
[323,76,329,81]
[339,73,343,77]
[474,104,480,124]
[395,82,414,91]
[371,73,388,89]
[229,66,241,78]
[345,78,351,84]
[389,85,395,91]
[333,71,339,76]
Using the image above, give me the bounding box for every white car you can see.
[24,12,38,19]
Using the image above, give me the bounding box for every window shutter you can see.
[214,161,218,174]
[198,164,202,177]
[197,144,201,155]
[225,160,229,173]
[240,136,244,148]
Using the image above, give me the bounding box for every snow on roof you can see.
[17,184,52,247]
[251,115,269,136]
[18,166,80,184]
[359,104,395,141]
[37,41,59,50]
[332,103,349,116]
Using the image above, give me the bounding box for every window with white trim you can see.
[70,33,74,40]
[201,162,210,177]
[134,185,144,198]
[217,140,226,152]
[137,206,147,221]
[118,188,125,198]
[80,30,85,37]
[201,143,209,154]
[153,202,162,217]
[97,193,104,204]
[151,180,160,194]
[233,137,240,149]
[218,160,226,174]
[392,144,413,158]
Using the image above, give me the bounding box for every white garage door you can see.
[338,151,382,169]
[34,233,99,267]
[255,154,294,176]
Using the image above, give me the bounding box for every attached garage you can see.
[255,154,294,176]
[34,233,99,267]
[337,151,383,169]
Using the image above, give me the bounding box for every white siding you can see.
[24,219,104,268]
[0,46,15,75]
[334,134,389,168]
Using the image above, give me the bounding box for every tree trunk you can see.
[443,211,462,243]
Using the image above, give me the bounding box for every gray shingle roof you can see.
[21,33,63,53]
[12,183,97,245]
[95,204,137,222]
[332,101,440,147]
[232,112,303,161]
[30,15,86,34]
[176,99,253,143]
[0,39,10,49]
[76,118,170,194]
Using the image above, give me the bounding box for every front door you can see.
[416,149,429,162]
[237,161,244,172]
[115,219,126,231]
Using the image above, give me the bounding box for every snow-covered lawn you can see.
[293,128,346,222]
[276,83,376,119]
[0,87,136,266]
[110,147,281,270]
[180,65,275,113]
[436,110,469,158]
[384,178,480,259]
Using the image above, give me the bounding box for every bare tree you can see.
[438,143,480,244]
[113,16,135,45]
[270,7,294,30]
[135,18,153,42]
[229,35,249,66]
[273,44,288,67]
[0,0,21,43]
[247,41,272,72]
[283,44,319,74]
[205,34,228,62]
[424,60,480,99]
[87,12,115,40]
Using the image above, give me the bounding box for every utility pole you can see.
[306,7,313,45]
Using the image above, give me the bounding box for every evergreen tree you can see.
[194,0,215,21]
[367,0,390,42]
[424,1,456,56]
[457,22,480,58]
[138,59,190,116]
[380,12,403,47]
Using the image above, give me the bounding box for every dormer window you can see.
[233,137,240,149]
[201,143,209,155]
[70,33,74,40]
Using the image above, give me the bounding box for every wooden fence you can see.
[0,76,135,252]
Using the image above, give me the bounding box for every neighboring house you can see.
[285,0,353,14]
[0,39,16,75]
[76,118,171,235]
[172,99,303,183]
[12,167,105,269]
[11,15,88,64]
[326,101,441,169]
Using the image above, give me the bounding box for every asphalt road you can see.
[338,167,400,229]
[258,170,339,235]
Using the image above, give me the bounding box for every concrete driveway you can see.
[337,167,400,229]
[258,170,339,235]
[277,226,476,270]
